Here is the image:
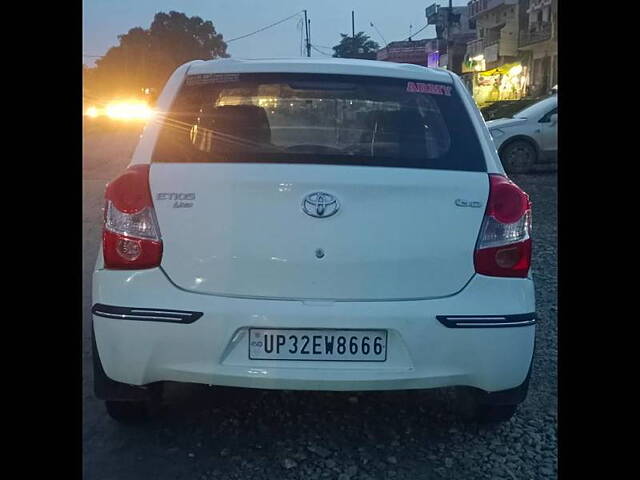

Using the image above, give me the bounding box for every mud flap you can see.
[92,322,162,402]
[479,338,535,407]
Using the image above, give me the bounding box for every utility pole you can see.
[304,10,311,57]
[352,11,355,38]
[447,0,452,68]
[447,0,452,43]
[352,11,356,56]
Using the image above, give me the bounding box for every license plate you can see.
[248,328,388,362]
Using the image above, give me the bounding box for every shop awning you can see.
[478,62,521,77]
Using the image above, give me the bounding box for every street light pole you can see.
[446,0,453,69]
[370,22,387,47]
[352,11,355,38]
[304,10,310,57]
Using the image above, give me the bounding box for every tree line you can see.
[84,11,380,100]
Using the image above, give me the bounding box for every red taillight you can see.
[102,164,163,269]
[474,174,532,278]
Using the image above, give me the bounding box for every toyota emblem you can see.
[302,192,340,218]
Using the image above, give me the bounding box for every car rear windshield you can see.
[151,73,486,171]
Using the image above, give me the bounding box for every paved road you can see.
[83,129,557,480]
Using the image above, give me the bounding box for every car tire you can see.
[500,140,537,174]
[105,400,150,424]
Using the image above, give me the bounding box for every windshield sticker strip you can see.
[406,82,452,96]
[186,73,240,86]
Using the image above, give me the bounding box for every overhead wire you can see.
[311,44,332,57]
[402,23,430,41]
[85,11,307,62]
[225,10,304,43]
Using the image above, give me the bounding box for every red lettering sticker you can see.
[406,82,452,96]
[406,81,419,93]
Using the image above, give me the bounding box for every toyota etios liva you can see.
[92,58,535,423]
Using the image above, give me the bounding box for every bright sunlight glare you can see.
[86,106,100,118]
[85,100,154,122]
[105,101,154,120]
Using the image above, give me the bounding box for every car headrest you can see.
[374,110,425,135]
[202,104,271,145]
[370,109,427,158]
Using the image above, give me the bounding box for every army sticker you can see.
[406,82,452,96]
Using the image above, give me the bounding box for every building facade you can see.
[462,0,528,105]
[376,38,440,68]
[425,3,476,74]
[517,0,557,97]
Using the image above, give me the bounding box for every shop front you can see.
[462,57,530,107]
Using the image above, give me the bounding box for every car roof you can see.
[186,57,453,83]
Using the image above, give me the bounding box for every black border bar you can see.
[91,304,203,324]
[436,313,536,328]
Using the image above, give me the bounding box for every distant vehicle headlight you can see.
[490,129,505,138]
[105,101,154,121]
[85,106,100,118]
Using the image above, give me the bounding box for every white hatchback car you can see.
[486,95,558,173]
[92,58,535,424]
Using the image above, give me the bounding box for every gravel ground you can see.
[83,128,557,480]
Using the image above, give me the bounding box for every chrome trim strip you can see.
[91,304,203,324]
[129,309,187,315]
[436,313,536,329]
[450,316,506,321]
[95,312,185,322]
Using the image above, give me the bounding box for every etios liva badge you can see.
[157,192,196,209]
[455,199,483,208]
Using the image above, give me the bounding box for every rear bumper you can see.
[92,267,535,393]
